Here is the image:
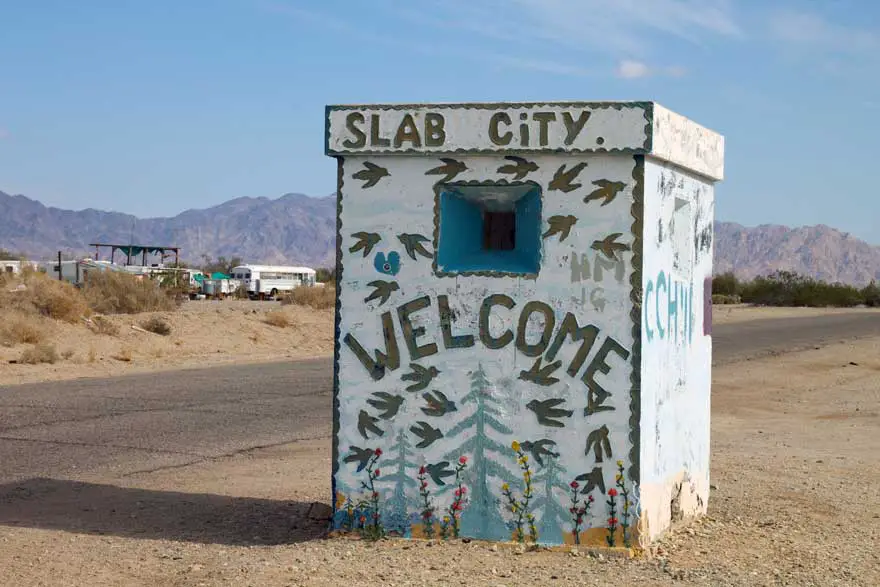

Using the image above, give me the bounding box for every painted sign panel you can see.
[332,152,641,546]
[326,102,652,155]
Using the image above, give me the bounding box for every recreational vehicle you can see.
[229,264,316,298]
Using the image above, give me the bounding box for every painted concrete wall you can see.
[638,157,715,543]
[333,152,640,545]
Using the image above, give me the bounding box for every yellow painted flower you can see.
[511,440,521,452]
[616,459,624,467]
[615,473,623,482]
[511,505,518,512]
[521,454,528,463]
[443,516,450,523]
[502,483,510,492]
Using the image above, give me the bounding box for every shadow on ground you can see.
[0,478,330,545]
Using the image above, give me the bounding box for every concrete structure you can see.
[325,101,724,547]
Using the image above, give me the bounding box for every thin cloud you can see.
[615,60,687,80]
[769,10,878,53]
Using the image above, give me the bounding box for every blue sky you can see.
[1,0,878,241]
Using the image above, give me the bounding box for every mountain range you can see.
[2,190,879,285]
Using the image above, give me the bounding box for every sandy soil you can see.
[0,337,877,586]
[711,303,880,325]
[0,300,333,386]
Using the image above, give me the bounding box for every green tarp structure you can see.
[210,272,229,280]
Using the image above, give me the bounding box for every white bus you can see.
[229,264,317,299]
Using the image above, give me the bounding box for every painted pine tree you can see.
[531,454,570,544]
[379,427,419,536]
[444,363,516,541]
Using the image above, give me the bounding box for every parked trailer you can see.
[229,264,316,299]
[201,278,240,299]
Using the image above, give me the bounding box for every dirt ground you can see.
[0,333,877,585]
[0,300,333,386]
[2,300,879,387]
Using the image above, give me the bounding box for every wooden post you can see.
[57,251,62,281]
[143,249,147,267]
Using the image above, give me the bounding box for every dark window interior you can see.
[482,210,516,251]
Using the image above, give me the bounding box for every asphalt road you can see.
[2,312,880,484]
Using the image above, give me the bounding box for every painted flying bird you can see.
[426,461,455,486]
[410,421,443,448]
[401,363,441,392]
[364,279,400,305]
[343,446,375,472]
[349,231,381,258]
[542,215,578,242]
[548,162,588,193]
[357,409,384,439]
[591,233,630,261]
[425,158,468,183]
[352,161,390,188]
[585,424,612,463]
[366,392,405,420]
[584,179,627,206]
[519,439,560,467]
[519,357,562,387]
[421,390,457,417]
[525,398,573,428]
[575,467,606,496]
[496,155,538,180]
[397,233,433,260]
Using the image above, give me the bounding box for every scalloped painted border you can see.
[331,157,344,510]
[325,101,654,156]
[628,155,645,487]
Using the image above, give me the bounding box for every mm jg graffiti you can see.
[644,270,696,345]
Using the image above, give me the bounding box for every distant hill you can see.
[2,190,879,284]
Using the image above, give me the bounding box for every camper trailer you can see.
[229,264,316,299]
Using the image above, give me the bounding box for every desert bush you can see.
[61,349,75,360]
[22,274,89,322]
[712,272,739,297]
[263,310,292,328]
[0,312,48,345]
[141,315,172,336]
[280,285,335,310]
[19,343,59,365]
[112,348,133,362]
[711,294,741,305]
[862,281,880,307]
[81,271,179,315]
[739,270,865,307]
[91,315,120,336]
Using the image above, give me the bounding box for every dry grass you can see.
[263,310,292,328]
[141,315,172,336]
[18,343,58,365]
[0,272,89,323]
[81,271,179,315]
[90,315,120,336]
[280,285,335,310]
[0,312,48,345]
[112,348,133,362]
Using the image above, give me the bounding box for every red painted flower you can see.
[373,512,379,519]
[608,517,619,525]
[454,488,461,497]
[419,465,427,475]
[372,491,379,499]
[608,488,618,497]
[452,502,462,511]
[459,456,468,464]
[359,516,366,524]
[570,481,579,489]
[373,469,381,477]
[374,448,382,457]
[588,495,595,502]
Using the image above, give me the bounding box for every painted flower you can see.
[359,516,367,524]
[373,512,379,519]
[616,459,624,468]
[372,491,379,499]
[501,483,510,492]
[374,448,383,457]
[615,473,623,482]
[443,516,451,523]
[570,481,580,489]
[608,488,618,497]
[459,456,468,465]
[419,465,427,475]
[588,495,595,502]
[511,440,521,452]
[373,469,380,477]
[608,517,619,525]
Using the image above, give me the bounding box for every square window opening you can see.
[436,182,542,276]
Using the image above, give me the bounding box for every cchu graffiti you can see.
[644,270,696,345]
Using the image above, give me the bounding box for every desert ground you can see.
[0,306,877,585]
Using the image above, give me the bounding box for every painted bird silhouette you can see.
[542,215,578,242]
[575,467,606,495]
[352,161,390,188]
[421,390,457,417]
[349,231,381,257]
[366,392,405,420]
[548,162,588,193]
[343,446,375,472]
[584,179,626,206]
[519,357,562,386]
[357,409,384,439]
[401,363,441,392]
[425,158,468,183]
[426,461,455,486]
[397,233,433,260]
[526,398,573,428]
[519,439,560,466]
[591,233,630,261]
[496,155,538,180]
[585,424,612,462]
[364,279,400,305]
[410,421,443,448]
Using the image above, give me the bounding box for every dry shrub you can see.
[61,349,75,360]
[91,315,120,336]
[141,315,171,336]
[264,310,292,328]
[280,285,335,310]
[87,346,97,363]
[81,271,179,315]
[112,348,133,362]
[0,272,88,323]
[0,312,48,345]
[19,343,59,365]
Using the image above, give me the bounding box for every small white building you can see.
[229,264,317,298]
[326,101,724,548]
